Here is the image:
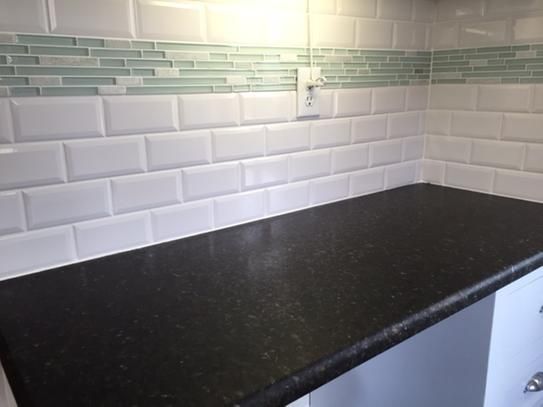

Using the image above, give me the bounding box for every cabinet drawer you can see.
[492,268,543,356]
[493,352,543,407]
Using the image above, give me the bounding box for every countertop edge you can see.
[239,252,543,407]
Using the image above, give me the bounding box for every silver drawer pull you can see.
[525,373,543,393]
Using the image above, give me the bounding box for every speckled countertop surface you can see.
[1,184,543,407]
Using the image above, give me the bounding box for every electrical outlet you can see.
[297,67,321,118]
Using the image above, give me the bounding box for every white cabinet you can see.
[484,266,543,407]
[0,363,17,407]
[289,267,543,407]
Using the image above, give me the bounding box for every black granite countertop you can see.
[1,184,543,407]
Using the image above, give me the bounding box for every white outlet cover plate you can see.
[297,67,321,118]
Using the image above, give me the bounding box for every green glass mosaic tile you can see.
[10,55,40,65]
[17,66,131,76]
[63,77,116,85]
[10,87,39,96]
[0,77,28,85]
[143,77,226,85]
[195,61,234,69]
[0,67,15,75]
[0,45,28,54]
[142,51,165,59]
[132,41,156,50]
[77,38,105,47]
[126,59,172,68]
[92,49,142,58]
[29,46,88,56]
[126,85,214,95]
[520,77,543,83]
[173,61,195,68]
[131,68,155,76]
[17,35,75,46]
[156,42,236,53]
[42,87,98,96]
[100,59,126,67]
[0,55,5,64]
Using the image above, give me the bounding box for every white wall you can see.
[0,87,427,279]
[0,0,434,49]
[431,0,543,49]
[422,0,543,204]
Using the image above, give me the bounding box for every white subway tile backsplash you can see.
[352,115,388,143]
[385,162,417,188]
[65,136,146,181]
[332,144,369,174]
[311,14,356,48]
[388,112,420,138]
[23,181,111,229]
[240,92,292,125]
[471,140,524,170]
[445,163,494,192]
[11,97,104,142]
[421,160,445,184]
[377,0,413,20]
[290,150,331,181]
[206,4,265,45]
[502,114,543,142]
[369,139,403,167]
[513,16,543,43]
[146,131,211,171]
[450,112,502,139]
[494,170,543,202]
[112,171,181,214]
[311,119,351,149]
[406,86,428,112]
[0,143,66,190]
[264,11,308,47]
[136,0,206,41]
[525,144,543,173]
[267,182,309,215]
[356,19,394,49]
[429,85,477,110]
[74,212,152,259]
[310,174,350,204]
[241,156,288,190]
[24,180,111,229]
[535,86,543,113]
[459,20,509,47]
[214,190,266,227]
[372,87,406,114]
[425,135,471,163]
[0,192,25,235]
[151,200,213,241]
[319,90,335,119]
[412,0,436,22]
[431,22,459,49]
[266,122,310,155]
[49,0,134,38]
[179,94,239,129]
[182,162,239,201]
[436,0,483,21]
[477,85,531,113]
[393,22,428,50]
[338,0,377,17]
[0,100,13,143]
[103,95,178,136]
[350,167,385,196]
[425,110,451,135]
[403,136,424,161]
[0,226,76,276]
[334,89,372,118]
[0,0,47,33]
[212,126,266,162]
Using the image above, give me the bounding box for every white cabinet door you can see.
[310,294,495,407]
[0,362,17,407]
[484,266,543,407]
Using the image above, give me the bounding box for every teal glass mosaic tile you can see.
[431,43,543,84]
[14,33,543,97]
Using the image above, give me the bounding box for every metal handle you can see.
[525,373,543,393]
